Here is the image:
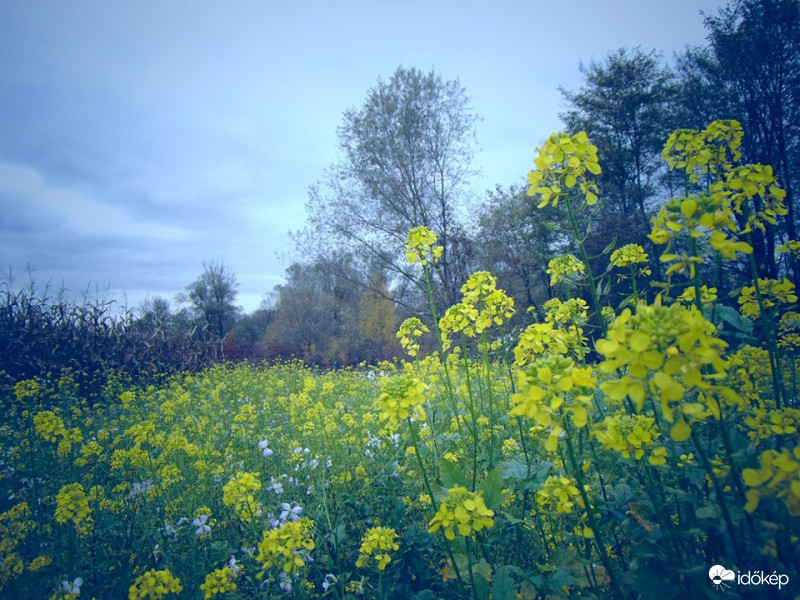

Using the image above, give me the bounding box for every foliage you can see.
[297,66,479,311]
[2,121,799,600]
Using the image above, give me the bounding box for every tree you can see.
[475,184,563,314]
[297,66,479,311]
[267,254,368,365]
[182,260,240,340]
[560,47,676,266]
[677,0,800,279]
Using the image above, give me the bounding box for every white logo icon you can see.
[709,565,735,591]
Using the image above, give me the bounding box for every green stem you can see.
[565,196,607,336]
[563,428,625,599]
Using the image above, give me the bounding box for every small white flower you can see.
[60,577,83,595]
[193,514,211,536]
[279,503,302,522]
[322,573,338,591]
[228,555,240,575]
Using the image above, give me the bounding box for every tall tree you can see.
[560,47,676,259]
[182,260,240,340]
[476,184,563,314]
[297,66,479,311]
[677,0,800,278]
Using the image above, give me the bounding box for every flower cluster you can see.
[222,472,262,523]
[738,278,797,320]
[55,482,92,535]
[510,355,596,452]
[596,300,739,441]
[536,475,585,514]
[546,254,585,287]
[405,226,443,267]
[199,566,238,599]
[593,413,667,465]
[397,317,429,357]
[428,486,494,540]
[439,271,515,350]
[513,322,570,366]
[743,447,800,516]
[661,120,743,182]
[255,518,315,577]
[744,406,800,445]
[677,285,718,306]
[376,375,427,426]
[527,130,601,208]
[355,526,400,571]
[128,568,182,600]
[610,244,649,268]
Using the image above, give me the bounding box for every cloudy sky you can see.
[0,0,728,313]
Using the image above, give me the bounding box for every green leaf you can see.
[479,465,506,509]
[440,460,468,489]
[491,566,517,600]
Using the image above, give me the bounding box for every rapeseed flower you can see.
[428,486,494,540]
[405,226,443,267]
[743,447,800,515]
[355,526,400,570]
[222,472,262,523]
[128,568,182,600]
[527,130,601,208]
[376,375,427,427]
[255,517,315,577]
[55,483,92,535]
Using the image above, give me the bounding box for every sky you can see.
[0,0,729,314]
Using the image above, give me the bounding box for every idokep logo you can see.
[709,565,735,591]
[708,564,790,592]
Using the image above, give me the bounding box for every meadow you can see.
[1,121,799,599]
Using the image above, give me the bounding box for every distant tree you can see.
[267,254,368,365]
[676,0,800,279]
[359,273,400,362]
[297,66,479,311]
[476,184,564,314]
[181,260,240,340]
[560,47,676,268]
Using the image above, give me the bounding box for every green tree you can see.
[676,0,800,279]
[476,184,563,314]
[560,47,676,268]
[182,260,240,340]
[297,66,479,311]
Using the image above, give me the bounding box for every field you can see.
[2,121,799,599]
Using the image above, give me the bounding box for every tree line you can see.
[4,0,798,380]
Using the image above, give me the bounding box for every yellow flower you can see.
[405,226,443,267]
[397,317,429,357]
[527,130,601,208]
[222,472,262,523]
[596,299,739,440]
[255,518,315,577]
[743,447,800,515]
[546,254,585,287]
[738,278,797,319]
[510,355,596,452]
[376,376,427,426]
[355,526,400,571]
[428,486,494,540]
[537,475,585,514]
[610,244,649,268]
[594,413,667,465]
[128,568,182,600]
[200,567,238,599]
[55,483,92,536]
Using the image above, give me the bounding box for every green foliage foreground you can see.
[2,121,799,599]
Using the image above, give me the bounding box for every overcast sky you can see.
[0,0,728,313]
